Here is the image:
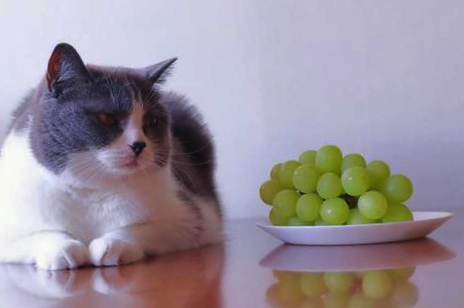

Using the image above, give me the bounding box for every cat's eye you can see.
[97,114,116,126]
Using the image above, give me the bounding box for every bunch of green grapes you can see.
[266,267,418,308]
[259,145,414,226]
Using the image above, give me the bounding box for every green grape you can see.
[278,160,301,188]
[324,272,354,294]
[273,190,300,218]
[260,180,284,205]
[293,165,322,193]
[323,293,350,308]
[315,145,343,173]
[299,150,317,166]
[276,277,306,305]
[269,208,288,226]
[270,163,282,181]
[315,220,329,226]
[299,297,324,308]
[317,173,344,199]
[320,198,350,225]
[381,202,413,223]
[296,193,322,222]
[362,271,393,299]
[272,272,306,307]
[390,281,419,307]
[287,216,314,226]
[265,284,282,308]
[382,174,414,202]
[342,153,366,172]
[375,298,394,308]
[354,271,367,279]
[348,294,375,308]
[273,270,301,282]
[266,284,305,308]
[366,160,390,190]
[358,191,388,220]
[347,208,375,225]
[341,167,370,196]
[390,267,416,282]
[300,273,327,297]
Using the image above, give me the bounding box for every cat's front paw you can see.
[89,238,144,267]
[35,240,89,271]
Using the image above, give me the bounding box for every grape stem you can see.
[342,194,359,209]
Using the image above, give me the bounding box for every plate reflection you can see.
[261,238,455,308]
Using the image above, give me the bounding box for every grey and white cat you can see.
[0,43,222,270]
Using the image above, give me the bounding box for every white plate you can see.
[257,211,453,246]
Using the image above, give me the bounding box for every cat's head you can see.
[31,43,177,180]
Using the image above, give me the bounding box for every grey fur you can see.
[9,43,220,213]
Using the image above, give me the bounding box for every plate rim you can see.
[256,211,453,230]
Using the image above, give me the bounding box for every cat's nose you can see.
[129,141,147,157]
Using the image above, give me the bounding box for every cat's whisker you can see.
[162,163,190,191]
[171,143,212,156]
[170,161,194,183]
[170,158,215,167]
[85,164,101,182]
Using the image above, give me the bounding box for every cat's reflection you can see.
[266,267,418,308]
[0,244,224,308]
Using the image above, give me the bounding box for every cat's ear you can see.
[46,43,91,92]
[143,58,178,84]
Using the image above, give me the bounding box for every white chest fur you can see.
[0,131,187,244]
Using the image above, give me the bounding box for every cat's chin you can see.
[106,164,148,177]
[105,160,163,178]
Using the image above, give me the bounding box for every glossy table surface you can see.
[0,210,461,308]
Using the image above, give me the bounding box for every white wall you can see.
[0,0,462,219]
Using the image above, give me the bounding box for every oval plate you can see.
[257,211,453,246]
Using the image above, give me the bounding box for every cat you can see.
[0,43,222,270]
